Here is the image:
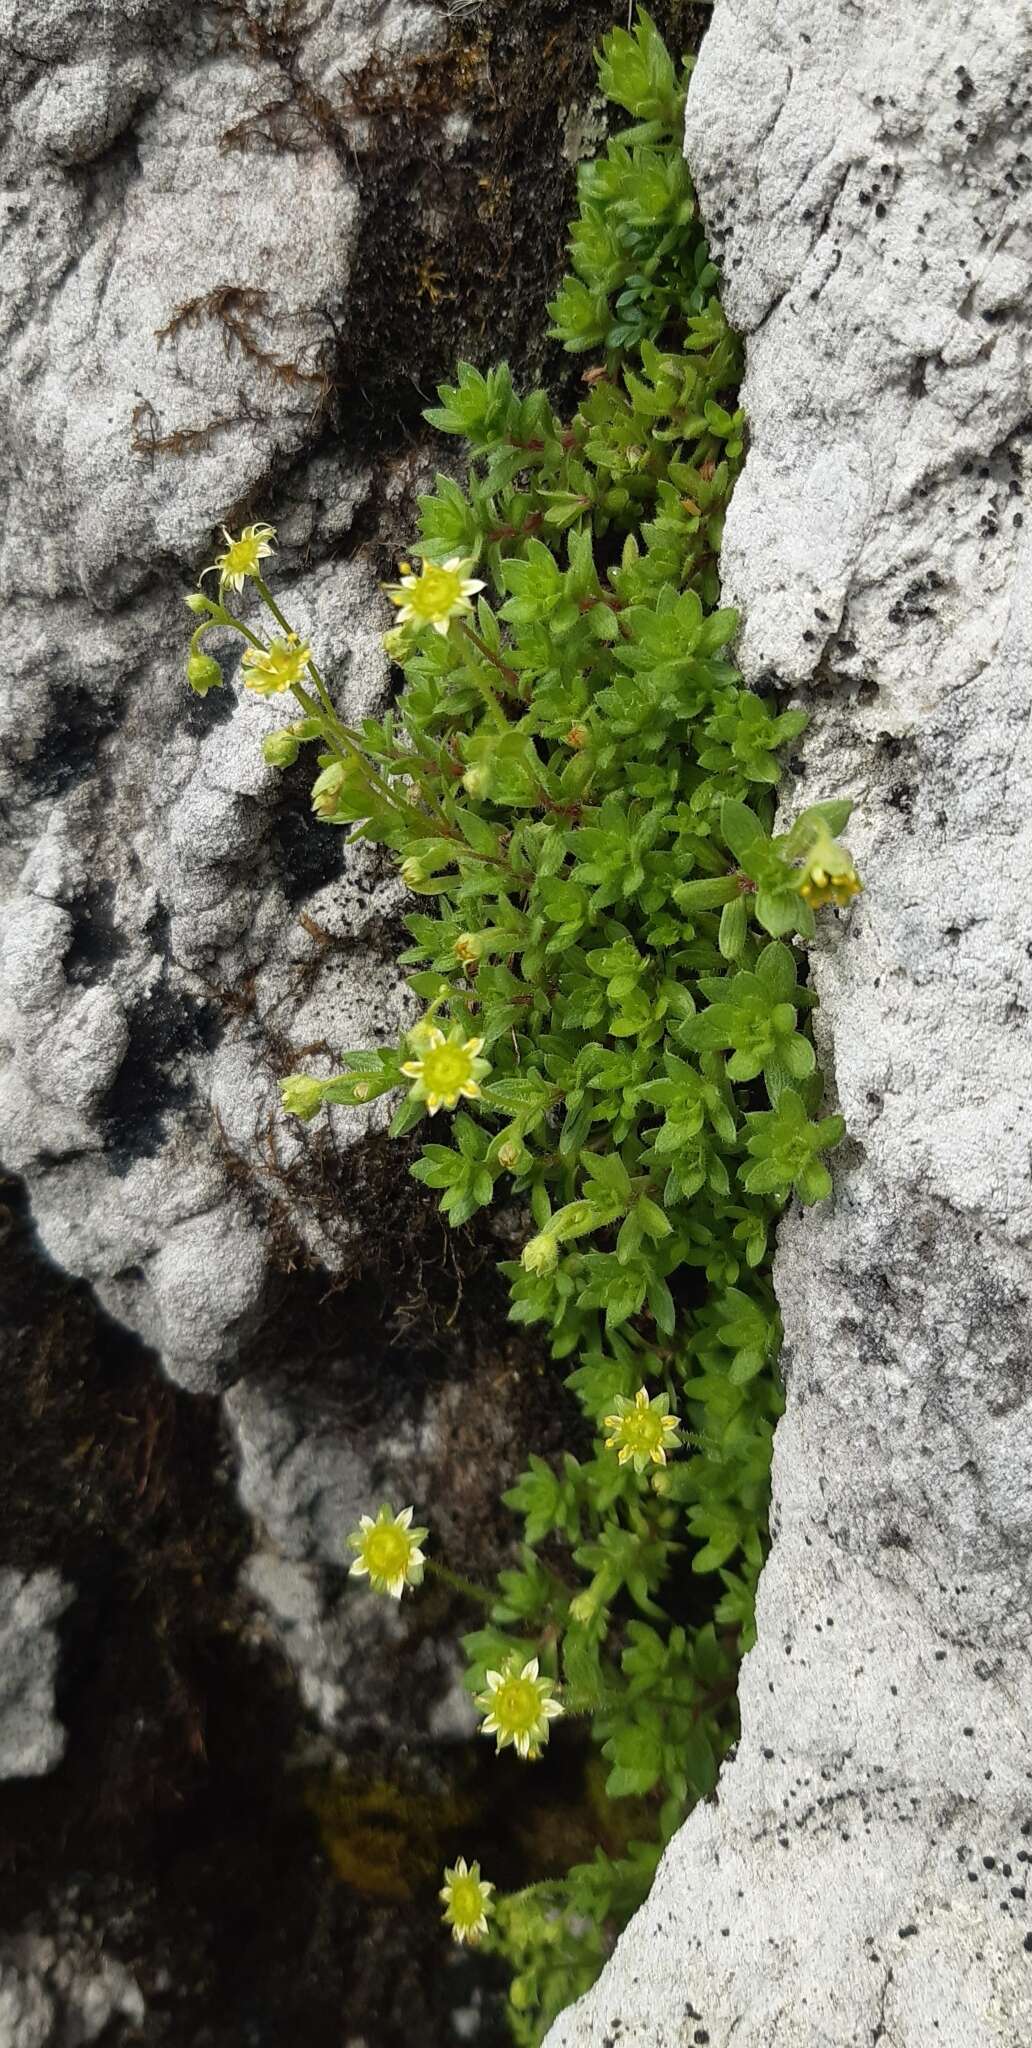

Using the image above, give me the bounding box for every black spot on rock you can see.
[25,684,122,801]
[64,881,128,988]
[99,982,222,1174]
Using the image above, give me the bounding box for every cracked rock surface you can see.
[0,0,438,1387]
[547,2,1032,2044]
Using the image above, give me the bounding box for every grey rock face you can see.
[227,1370,479,1741]
[0,1930,144,2047]
[0,1571,71,1780]
[548,3,1032,2044]
[0,0,439,1386]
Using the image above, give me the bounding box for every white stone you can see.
[0,1571,71,1780]
[0,1,439,1385]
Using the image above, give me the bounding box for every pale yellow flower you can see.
[346,1504,428,1599]
[440,1858,494,1946]
[798,861,863,910]
[241,632,312,696]
[400,1027,490,1113]
[603,1387,680,1474]
[203,522,276,593]
[475,1655,563,1761]
[386,556,484,637]
[797,825,862,910]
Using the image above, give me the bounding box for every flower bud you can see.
[406,1013,442,1054]
[311,763,347,818]
[453,932,483,964]
[497,1140,521,1171]
[401,856,427,887]
[797,823,863,910]
[521,1231,558,1277]
[569,1588,601,1625]
[262,729,300,769]
[187,652,223,697]
[280,1074,326,1120]
[461,763,491,799]
[565,724,588,750]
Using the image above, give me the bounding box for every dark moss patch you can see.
[328,0,710,437]
[215,0,708,560]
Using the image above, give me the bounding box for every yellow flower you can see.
[476,1655,563,1761]
[203,522,276,593]
[798,861,863,910]
[440,1858,494,1946]
[241,632,312,696]
[386,556,485,637]
[400,1027,490,1113]
[797,825,862,910]
[347,1504,428,1599]
[603,1386,680,1474]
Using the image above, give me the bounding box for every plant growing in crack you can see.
[184,11,861,2040]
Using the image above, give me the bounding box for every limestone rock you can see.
[547,3,1032,2044]
[0,1930,144,2047]
[0,556,411,1388]
[0,0,441,1388]
[0,1570,71,1780]
[226,1371,478,1743]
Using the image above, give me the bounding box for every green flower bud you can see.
[263,729,301,769]
[401,857,427,887]
[280,1074,326,1121]
[521,1231,558,1277]
[187,652,223,697]
[311,763,347,818]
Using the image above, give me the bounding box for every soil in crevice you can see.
[0,1174,613,2046]
[214,0,711,565]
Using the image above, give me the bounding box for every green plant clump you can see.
[184,13,861,2040]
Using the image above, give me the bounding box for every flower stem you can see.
[458,623,525,708]
[426,1556,497,1612]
